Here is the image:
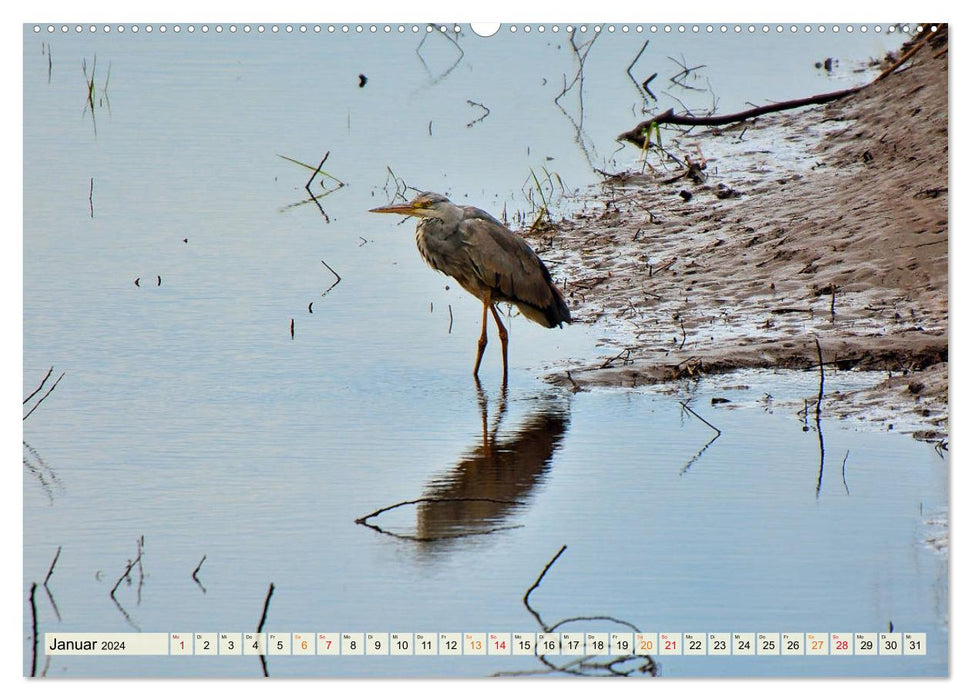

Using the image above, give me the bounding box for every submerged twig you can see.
[668,54,707,91]
[23,367,54,405]
[643,73,658,101]
[44,546,63,620]
[306,152,330,190]
[257,583,275,677]
[523,545,567,632]
[679,401,721,436]
[278,152,345,221]
[109,536,145,630]
[320,259,342,297]
[44,42,52,83]
[626,39,652,104]
[44,546,61,586]
[257,583,275,633]
[192,555,207,593]
[29,583,39,677]
[110,536,145,599]
[382,166,414,201]
[278,153,345,187]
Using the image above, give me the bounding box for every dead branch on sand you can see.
[619,24,946,149]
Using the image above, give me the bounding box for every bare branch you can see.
[23,367,53,405]
[24,371,65,421]
[523,544,567,632]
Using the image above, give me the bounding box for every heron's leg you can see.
[473,295,490,378]
[489,304,509,384]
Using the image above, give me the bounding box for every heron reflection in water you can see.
[370,192,571,383]
[415,386,570,542]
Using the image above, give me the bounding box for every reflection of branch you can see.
[679,433,720,476]
[814,337,825,422]
[416,24,465,84]
[466,100,491,128]
[626,39,652,104]
[278,191,340,220]
[668,54,707,91]
[23,441,59,503]
[642,73,658,101]
[355,497,525,542]
[554,28,601,168]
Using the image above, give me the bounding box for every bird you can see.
[370,192,571,383]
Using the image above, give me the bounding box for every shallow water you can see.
[22,24,946,677]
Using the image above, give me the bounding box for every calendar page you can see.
[22,18,948,680]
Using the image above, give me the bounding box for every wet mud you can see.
[536,29,948,442]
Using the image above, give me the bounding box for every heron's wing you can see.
[460,206,504,227]
[458,215,570,327]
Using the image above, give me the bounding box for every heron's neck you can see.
[428,202,464,229]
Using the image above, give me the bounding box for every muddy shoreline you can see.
[535,27,948,443]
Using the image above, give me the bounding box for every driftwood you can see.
[619,24,944,149]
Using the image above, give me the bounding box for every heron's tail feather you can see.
[515,286,571,328]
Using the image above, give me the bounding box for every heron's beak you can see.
[369,203,421,216]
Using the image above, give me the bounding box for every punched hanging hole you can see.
[470,23,501,37]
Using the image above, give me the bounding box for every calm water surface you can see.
[22,24,945,677]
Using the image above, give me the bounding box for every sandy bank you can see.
[536,27,948,443]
